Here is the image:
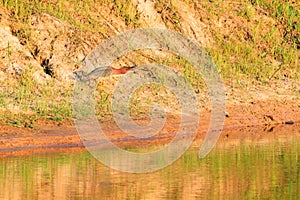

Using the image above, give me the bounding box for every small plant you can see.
[238,5,255,20]
[154,0,182,31]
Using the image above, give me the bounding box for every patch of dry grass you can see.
[0,0,299,126]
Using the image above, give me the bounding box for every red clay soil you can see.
[0,98,299,157]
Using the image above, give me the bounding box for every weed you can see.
[109,0,140,27]
[154,0,182,31]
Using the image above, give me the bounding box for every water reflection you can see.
[0,131,299,199]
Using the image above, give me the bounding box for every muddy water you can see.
[0,130,299,199]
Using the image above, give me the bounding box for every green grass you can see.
[0,67,73,127]
[0,0,299,126]
[1,0,140,34]
[250,0,299,47]
[154,0,182,31]
[112,0,140,27]
[205,0,299,83]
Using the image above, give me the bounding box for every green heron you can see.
[74,66,136,82]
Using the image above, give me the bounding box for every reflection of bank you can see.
[3,131,299,199]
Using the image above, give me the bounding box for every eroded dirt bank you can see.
[1,1,299,158]
[0,97,299,157]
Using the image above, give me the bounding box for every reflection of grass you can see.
[0,136,299,198]
[176,138,300,199]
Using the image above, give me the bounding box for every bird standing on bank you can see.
[73,66,137,82]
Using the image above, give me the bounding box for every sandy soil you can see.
[0,2,299,158]
[0,96,299,157]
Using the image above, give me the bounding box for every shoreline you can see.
[0,97,299,157]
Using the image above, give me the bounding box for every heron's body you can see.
[74,66,136,82]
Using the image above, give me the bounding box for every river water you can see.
[0,128,299,199]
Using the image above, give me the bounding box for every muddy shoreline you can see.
[0,97,299,157]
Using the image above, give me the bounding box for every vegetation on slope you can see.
[0,0,299,128]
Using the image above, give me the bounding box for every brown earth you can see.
[0,2,299,157]
[0,95,299,157]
